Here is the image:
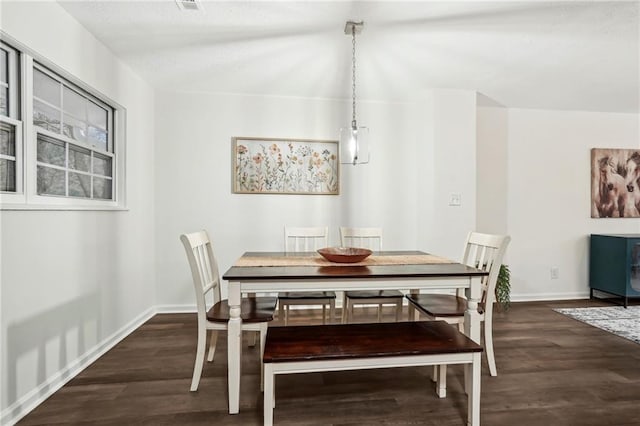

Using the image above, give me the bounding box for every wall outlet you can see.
[449,193,461,206]
[550,267,560,279]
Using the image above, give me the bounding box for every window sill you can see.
[1,203,129,211]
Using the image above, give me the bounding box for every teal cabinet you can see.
[589,234,640,307]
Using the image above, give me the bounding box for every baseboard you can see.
[155,304,196,314]
[511,292,591,302]
[0,306,156,426]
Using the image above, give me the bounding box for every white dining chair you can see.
[406,231,510,376]
[340,227,404,323]
[277,226,336,325]
[180,230,277,391]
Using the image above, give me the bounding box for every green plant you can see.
[495,264,511,311]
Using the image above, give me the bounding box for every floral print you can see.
[234,139,339,194]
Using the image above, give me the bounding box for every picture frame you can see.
[232,137,339,195]
[591,148,640,218]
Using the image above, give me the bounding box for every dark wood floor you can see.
[17,299,640,425]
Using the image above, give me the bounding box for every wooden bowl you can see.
[317,247,373,263]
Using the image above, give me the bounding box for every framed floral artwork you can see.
[232,137,339,195]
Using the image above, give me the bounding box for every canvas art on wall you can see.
[232,137,339,195]
[591,148,640,218]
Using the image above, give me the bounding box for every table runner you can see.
[234,254,455,267]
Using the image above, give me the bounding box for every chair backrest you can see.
[461,232,511,310]
[339,227,383,251]
[180,230,221,320]
[284,226,328,252]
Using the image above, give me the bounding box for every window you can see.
[0,122,17,191]
[33,66,114,200]
[0,35,125,210]
[0,42,21,194]
[1,45,10,116]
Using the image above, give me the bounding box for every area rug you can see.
[554,306,640,345]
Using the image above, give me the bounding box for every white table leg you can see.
[227,280,243,414]
[464,276,482,395]
[464,276,482,343]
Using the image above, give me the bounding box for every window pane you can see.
[69,172,90,198]
[63,113,87,143]
[0,48,7,84]
[69,145,91,172]
[0,122,15,157]
[37,165,65,196]
[0,86,7,116]
[34,99,61,133]
[63,86,86,119]
[93,176,112,200]
[87,126,107,151]
[93,153,112,177]
[0,158,16,191]
[37,136,65,167]
[33,68,60,107]
[88,101,107,129]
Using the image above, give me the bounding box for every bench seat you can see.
[263,321,483,426]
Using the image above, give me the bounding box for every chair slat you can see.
[280,226,334,325]
[406,231,510,377]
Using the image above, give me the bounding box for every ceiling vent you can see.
[175,0,202,11]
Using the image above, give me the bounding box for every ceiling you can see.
[58,0,640,113]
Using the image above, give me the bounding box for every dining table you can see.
[221,250,488,414]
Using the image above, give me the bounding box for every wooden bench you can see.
[262,321,483,426]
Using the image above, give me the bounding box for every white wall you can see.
[0,2,156,423]
[478,106,640,300]
[477,106,508,236]
[154,88,479,307]
[423,90,478,259]
[154,91,434,306]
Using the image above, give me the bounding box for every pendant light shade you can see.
[339,125,369,166]
[340,21,370,166]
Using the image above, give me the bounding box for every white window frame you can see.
[0,41,24,203]
[0,116,23,196]
[0,33,127,210]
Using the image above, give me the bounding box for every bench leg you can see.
[436,364,447,398]
[468,353,481,426]
[264,365,274,426]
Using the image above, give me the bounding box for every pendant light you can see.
[340,21,370,165]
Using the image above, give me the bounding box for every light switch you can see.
[449,193,461,206]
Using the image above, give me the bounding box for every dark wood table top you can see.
[223,250,488,281]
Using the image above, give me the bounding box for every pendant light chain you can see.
[340,20,368,166]
[351,26,357,129]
